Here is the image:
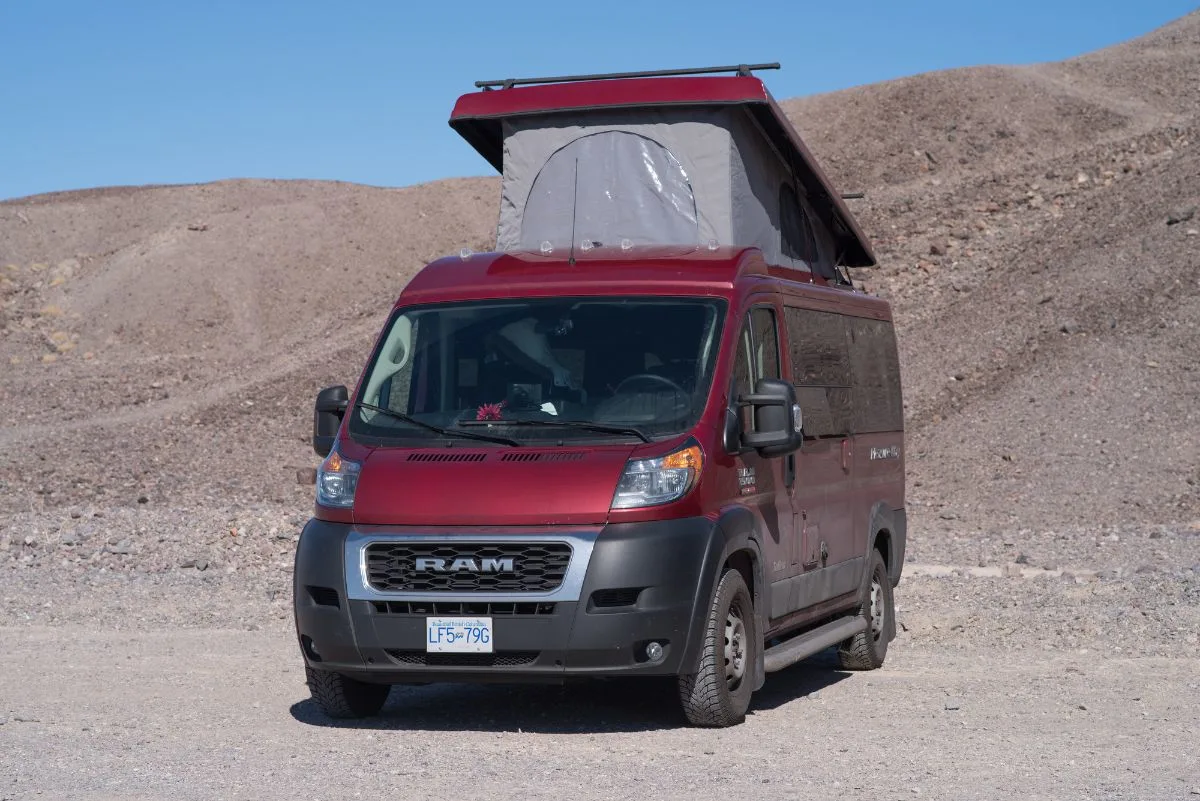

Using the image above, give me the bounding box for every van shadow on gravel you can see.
[289,649,851,733]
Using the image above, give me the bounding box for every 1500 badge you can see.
[737,466,756,495]
[869,446,901,461]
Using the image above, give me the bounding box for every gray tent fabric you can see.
[497,106,834,275]
[520,131,699,251]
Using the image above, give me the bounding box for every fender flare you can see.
[689,505,768,691]
[857,501,899,642]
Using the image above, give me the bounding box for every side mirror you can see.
[739,378,803,457]
[313,385,349,457]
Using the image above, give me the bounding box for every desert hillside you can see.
[1,11,1197,550]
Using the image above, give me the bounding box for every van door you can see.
[846,315,906,562]
[730,305,795,605]
[781,305,860,613]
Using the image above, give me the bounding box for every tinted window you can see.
[732,324,754,401]
[848,317,903,433]
[780,184,818,264]
[351,297,726,444]
[751,307,780,381]
[783,306,851,437]
[731,307,780,433]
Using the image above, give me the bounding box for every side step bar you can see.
[763,615,866,673]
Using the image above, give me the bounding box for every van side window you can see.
[731,308,780,427]
[732,324,754,402]
[750,307,780,381]
[779,184,817,264]
[848,317,904,433]
[783,306,852,437]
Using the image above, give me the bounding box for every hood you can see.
[351,446,637,527]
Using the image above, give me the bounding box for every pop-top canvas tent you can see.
[450,68,876,279]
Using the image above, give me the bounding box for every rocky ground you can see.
[2,10,1199,801]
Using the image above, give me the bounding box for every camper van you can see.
[293,65,905,728]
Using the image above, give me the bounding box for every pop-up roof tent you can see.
[449,64,875,279]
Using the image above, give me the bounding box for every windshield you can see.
[350,296,727,445]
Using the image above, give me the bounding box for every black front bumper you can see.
[293,517,723,684]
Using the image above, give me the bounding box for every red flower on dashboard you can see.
[476,401,505,421]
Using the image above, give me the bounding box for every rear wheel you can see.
[837,549,893,670]
[677,568,758,727]
[305,667,391,719]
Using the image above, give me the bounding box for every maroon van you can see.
[293,65,905,727]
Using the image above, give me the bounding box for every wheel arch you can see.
[710,504,769,691]
[860,502,900,642]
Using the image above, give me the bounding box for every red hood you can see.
[351,446,637,527]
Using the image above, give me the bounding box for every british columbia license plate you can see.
[425,617,493,653]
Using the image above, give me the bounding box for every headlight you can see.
[316,448,361,508]
[611,443,704,510]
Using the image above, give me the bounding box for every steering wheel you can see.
[613,373,687,396]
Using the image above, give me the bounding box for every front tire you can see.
[677,568,758,727]
[305,667,391,719]
[837,549,893,670]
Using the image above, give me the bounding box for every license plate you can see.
[425,617,493,653]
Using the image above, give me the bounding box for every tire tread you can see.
[837,550,892,671]
[306,666,390,719]
[677,569,755,727]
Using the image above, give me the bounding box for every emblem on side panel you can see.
[737,466,756,495]
[869,445,901,461]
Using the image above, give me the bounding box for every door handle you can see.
[841,439,851,473]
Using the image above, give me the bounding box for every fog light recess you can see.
[301,635,322,662]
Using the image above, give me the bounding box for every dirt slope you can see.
[1,12,1198,541]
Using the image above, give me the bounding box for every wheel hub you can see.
[869,579,885,640]
[724,606,746,687]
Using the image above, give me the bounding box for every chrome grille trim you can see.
[343,529,600,602]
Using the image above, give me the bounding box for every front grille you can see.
[371,601,556,616]
[365,542,571,593]
[385,650,540,667]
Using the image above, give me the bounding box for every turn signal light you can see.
[612,441,704,510]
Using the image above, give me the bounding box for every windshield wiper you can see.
[458,418,652,444]
[355,401,521,447]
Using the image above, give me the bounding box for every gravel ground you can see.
[2,615,1198,801]
[2,512,1198,800]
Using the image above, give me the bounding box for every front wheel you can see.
[305,667,391,719]
[677,568,759,727]
[837,549,893,670]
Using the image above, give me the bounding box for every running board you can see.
[763,615,867,673]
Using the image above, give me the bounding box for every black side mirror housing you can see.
[740,378,803,457]
[313,385,349,457]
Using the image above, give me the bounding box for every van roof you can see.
[449,74,876,268]
[398,246,890,319]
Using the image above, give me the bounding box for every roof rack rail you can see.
[475,63,780,90]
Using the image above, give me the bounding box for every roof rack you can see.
[475,63,780,90]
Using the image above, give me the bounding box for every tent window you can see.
[520,131,699,251]
[780,184,817,264]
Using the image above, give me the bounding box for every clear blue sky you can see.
[1,0,1195,200]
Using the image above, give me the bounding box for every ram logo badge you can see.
[414,557,515,573]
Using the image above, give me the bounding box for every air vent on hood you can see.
[499,451,586,463]
[407,452,489,463]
